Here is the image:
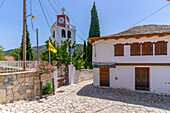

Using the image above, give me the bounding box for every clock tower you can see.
[51,8,76,46]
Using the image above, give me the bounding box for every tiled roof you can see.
[4,56,15,61]
[107,25,170,37]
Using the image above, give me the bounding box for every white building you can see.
[89,25,170,95]
[51,8,76,46]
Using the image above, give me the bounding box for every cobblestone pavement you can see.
[0,80,170,113]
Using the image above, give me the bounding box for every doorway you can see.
[100,68,110,87]
[135,67,149,91]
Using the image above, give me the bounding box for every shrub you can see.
[42,80,53,95]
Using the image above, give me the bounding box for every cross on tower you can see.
[62,8,65,14]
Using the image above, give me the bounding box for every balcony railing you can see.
[51,21,76,30]
[0,61,39,73]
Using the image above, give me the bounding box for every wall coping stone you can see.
[0,71,33,76]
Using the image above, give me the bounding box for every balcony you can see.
[51,21,76,30]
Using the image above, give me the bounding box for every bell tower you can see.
[51,8,76,46]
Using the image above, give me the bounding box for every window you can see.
[155,41,167,55]
[52,30,55,38]
[114,44,124,56]
[131,43,141,56]
[62,29,66,38]
[68,31,71,38]
[142,42,153,55]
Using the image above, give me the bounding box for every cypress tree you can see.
[83,40,87,69]
[20,24,33,61]
[87,2,100,68]
[83,40,86,61]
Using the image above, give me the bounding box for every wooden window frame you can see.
[155,41,168,55]
[114,44,124,56]
[131,43,141,56]
[142,42,153,55]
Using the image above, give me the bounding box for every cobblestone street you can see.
[0,80,169,113]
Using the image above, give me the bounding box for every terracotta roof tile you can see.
[4,56,15,61]
[108,25,170,37]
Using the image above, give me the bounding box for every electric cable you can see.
[127,3,170,30]
[0,0,6,9]
[38,0,51,29]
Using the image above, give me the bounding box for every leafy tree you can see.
[12,48,20,61]
[41,38,57,63]
[0,45,5,61]
[20,24,33,61]
[87,2,100,69]
[72,51,85,70]
[32,50,38,61]
[41,39,85,74]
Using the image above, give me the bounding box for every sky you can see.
[1,0,170,50]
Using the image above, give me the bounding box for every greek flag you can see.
[70,47,73,57]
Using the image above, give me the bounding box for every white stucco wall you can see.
[93,66,170,95]
[110,67,135,90]
[93,35,170,63]
[150,66,170,95]
[93,68,99,86]
[51,26,76,46]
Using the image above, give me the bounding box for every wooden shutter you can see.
[155,41,167,55]
[131,43,141,56]
[114,44,124,56]
[142,42,153,55]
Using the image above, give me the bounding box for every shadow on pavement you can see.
[77,84,170,111]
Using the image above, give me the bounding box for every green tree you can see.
[41,38,58,63]
[87,2,100,69]
[20,25,33,61]
[12,48,20,61]
[41,39,85,74]
[0,45,5,61]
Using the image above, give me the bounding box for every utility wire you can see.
[127,3,170,29]
[54,0,87,39]
[0,0,6,8]
[38,0,51,29]
[76,33,85,41]
[30,0,35,32]
[41,0,53,23]
[38,0,62,40]
[48,0,57,14]
[52,0,60,11]
[49,0,85,41]
[39,0,85,42]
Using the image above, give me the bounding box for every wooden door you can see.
[100,68,110,86]
[135,68,149,91]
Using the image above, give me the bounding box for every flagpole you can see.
[49,39,57,64]
[49,49,51,64]
[49,39,51,64]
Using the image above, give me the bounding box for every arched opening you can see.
[62,29,66,38]
[68,30,71,38]
[52,30,55,38]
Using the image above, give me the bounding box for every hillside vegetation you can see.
[2,44,83,57]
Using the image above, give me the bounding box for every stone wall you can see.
[0,71,40,104]
[74,69,93,84]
